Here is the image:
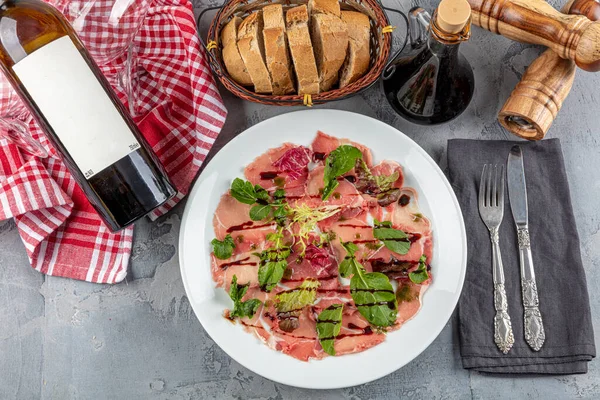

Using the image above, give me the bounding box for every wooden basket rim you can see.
[201,0,406,106]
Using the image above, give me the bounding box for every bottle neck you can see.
[428,9,471,52]
[427,33,461,59]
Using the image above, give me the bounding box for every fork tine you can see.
[492,165,498,207]
[486,164,492,208]
[499,164,505,209]
[479,164,487,208]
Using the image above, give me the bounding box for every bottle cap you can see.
[436,0,471,34]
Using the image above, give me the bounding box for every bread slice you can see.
[308,0,341,17]
[237,12,273,93]
[221,17,253,86]
[310,13,348,92]
[262,5,295,95]
[263,4,286,29]
[221,16,241,47]
[339,11,370,88]
[286,5,319,95]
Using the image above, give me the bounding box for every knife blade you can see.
[507,146,528,226]
[507,145,546,351]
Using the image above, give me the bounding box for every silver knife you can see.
[507,145,545,351]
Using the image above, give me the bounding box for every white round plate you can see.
[179,110,467,389]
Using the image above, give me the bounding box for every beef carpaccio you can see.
[210,131,433,361]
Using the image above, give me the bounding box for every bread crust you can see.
[308,0,341,17]
[237,12,274,93]
[286,5,320,94]
[221,17,253,86]
[263,4,285,29]
[310,13,348,91]
[339,11,370,88]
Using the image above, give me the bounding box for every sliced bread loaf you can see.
[263,4,286,29]
[308,0,340,17]
[221,16,241,47]
[262,5,295,95]
[221,17,253,86]
[310,12,348,92]
[339,11,370,88]
[237,12,273,93]
[286,5,320,95]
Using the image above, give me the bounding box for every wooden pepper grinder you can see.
[499,0,600,140]
[467,0,600,71]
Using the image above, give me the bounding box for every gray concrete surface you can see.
[2,0,600,398]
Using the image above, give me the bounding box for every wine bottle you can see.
[0,0,176,232]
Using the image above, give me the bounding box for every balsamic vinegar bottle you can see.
[0,0,176,231]
[382,0,475,125]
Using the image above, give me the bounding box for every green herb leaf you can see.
[373,220,410,255]
[375,171,399,192]
[211,234,236,260]
[256,232,291,292]
[229,275,262,319]
[230,178,260,204]
[317,304,344,356]
[250,204,271,221]
[409,255,429,284]
[351,272,397,327]
[229,274,247,303]
[271,188,289,226]
[233,298,262,319]
[275,279,320,312]
[273,189,286,201]
[322,179,340,202]
[322,145,362,200]
[258,260,288,292]
[339,241,363,278]
[255,185,270,202]
[339,241,398,327]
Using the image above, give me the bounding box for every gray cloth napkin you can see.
[447,139,595,374]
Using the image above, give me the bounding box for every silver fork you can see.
[478,164,514,354]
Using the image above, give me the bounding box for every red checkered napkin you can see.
[0,0,226,283]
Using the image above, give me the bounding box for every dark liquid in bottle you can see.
[382,35,474,125]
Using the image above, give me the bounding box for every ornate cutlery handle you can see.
[518,227,545,351]
[490,227,515,354]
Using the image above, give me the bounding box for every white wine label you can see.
[12,36,140,179]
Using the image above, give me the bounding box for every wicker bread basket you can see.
[198,0,406,106]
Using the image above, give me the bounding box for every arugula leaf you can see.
[230,179,289,224]
[322,145,363,200]
[230,178,260,204]
[322,179,340,202]
[211,234,236,260]
[258,259,288,292]
[273,188,286,200]
[375,171,400,192]
[339,242,362,278]
[229,275,262,319]
[256,231,290,291]
[275,279,320,312]
[255,186,270,202]
[351,272,397,327]
[339,241,398,327]
[373,220,410,255]
[271,188,289,226]
[316,304,344,356]
[409,255,429,284]
[230,178,269,205]
[250,204,271,221]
